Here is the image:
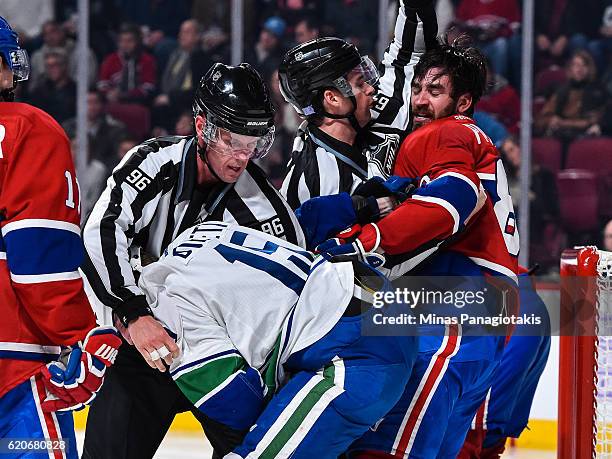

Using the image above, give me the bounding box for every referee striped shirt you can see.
[281,6,426,209]
[82,135,304,324]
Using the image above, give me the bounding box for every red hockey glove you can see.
[315,223,385,267]
[40,326,122,412]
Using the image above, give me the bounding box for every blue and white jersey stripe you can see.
[413,172,479,233]
[1,219,83,281]
[0,342,62,362]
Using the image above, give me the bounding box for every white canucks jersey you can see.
[138,222,354,382]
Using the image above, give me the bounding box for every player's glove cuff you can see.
[115,295,153,328]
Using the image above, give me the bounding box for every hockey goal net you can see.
[559,247,612,458]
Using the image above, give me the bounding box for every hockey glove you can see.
[40,326,122,412]
[354,175,416,201]
[352,176,416,224]
[315,223,385,268]
[400,0,438,50]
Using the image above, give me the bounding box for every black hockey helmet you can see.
[278,37,378,118]
[193,63,275,138]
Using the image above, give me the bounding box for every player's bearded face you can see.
[410,68,458,130]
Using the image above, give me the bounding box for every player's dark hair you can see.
[413,35,487,116]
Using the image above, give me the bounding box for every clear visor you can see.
[333,56,380,97]
[203,120,275,160]
[9,49,30,82]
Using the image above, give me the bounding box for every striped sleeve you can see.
[281,145,346,211]
[370,5,421,132]
[367,4,436,178]
[81,140,180,318]
[0,109,95,344]
[281,133,318,210]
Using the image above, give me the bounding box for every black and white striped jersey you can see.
[281,6,428,209]
[81,135,304,324]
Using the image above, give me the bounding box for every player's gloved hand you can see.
[40,326,122,412]
[315,223,385,268]
[400,0,438,50]
[353,175,416,201]
[351,176,415,224]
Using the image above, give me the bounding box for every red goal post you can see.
[559,247,612,459]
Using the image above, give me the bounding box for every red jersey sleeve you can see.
[376,117,486,255]
[0,103,96,345]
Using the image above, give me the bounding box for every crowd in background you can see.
[2,0,611,273]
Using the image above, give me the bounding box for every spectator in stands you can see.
[587,100,612,136]
[294,16,320,45]
[473,111,509,148]
[245,16,286,81]
[173,111,193,136]
[501,135,562,268]
[535,50,606,144]
[477,61,521,133]
[259,0,321,30]
[70,135,108,226]
[535,0,609,72]
[116,135,139,161]
[153,19,211,132]
[322,0,379,56]
[201,25,231,64]
[98,23,157,105]
[192,0,258,45]
[29,20,97,89]
[603,219,612,251]
[453,0,521,81]
[0,0,54,52]
[28,51,76,123]
[571,0,612,73]
[55,0,121,63]
[63,89,127,171]
[119,0,190,72]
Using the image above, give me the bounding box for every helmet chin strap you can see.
[321,95,362,133]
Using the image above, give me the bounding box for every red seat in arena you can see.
[535,66,567,96]
[532,137,562,174]
[107,102,151,141]
[565,137,612,176]
[556,169,599,233]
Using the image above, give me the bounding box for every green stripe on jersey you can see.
[175,355,245,405]
[262,334,282,394]
[260,364,337,458]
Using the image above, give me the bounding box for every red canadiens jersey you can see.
[0,103,95,397]
[377,115,519,280]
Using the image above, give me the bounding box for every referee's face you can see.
[203,143,250,183]
[347,71,376,127]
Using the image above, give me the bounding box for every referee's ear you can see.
[195,115,206,144]
[322,88,341,111]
